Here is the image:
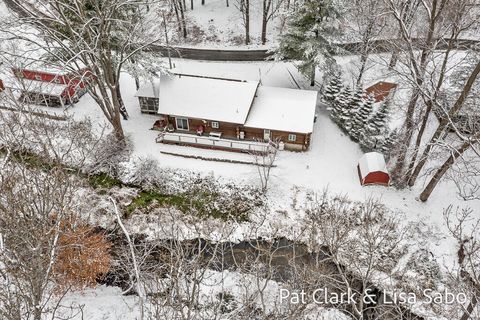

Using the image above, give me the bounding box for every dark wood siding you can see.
[163,114,312,151]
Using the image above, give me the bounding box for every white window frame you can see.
[211,121,219,129]
[175,117,189,131]
[288,133,297,142]
[34,75,42,81]
[264,129,271,141]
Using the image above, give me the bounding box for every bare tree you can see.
[445,206,480,320]
[347,0,388,85]
[0,110,112,320]
[1,0,164,142]
[250,139,280,193]
[304,192,410,319]
[261,0,285,45]
[236,0,251,44]
[385,0,447,182]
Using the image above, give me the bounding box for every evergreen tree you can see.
[276,0,343,86]
[362,102,390,149]
[323,73,344,105]
[344,85,364,130]
[381,129,399,154]
[350,94,374,141]
[368,103,389,135]
[331,86,352,125]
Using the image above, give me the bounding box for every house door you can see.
[176,117,189,131]
[264,129,271,141]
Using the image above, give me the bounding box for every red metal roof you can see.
[365,81,397,103]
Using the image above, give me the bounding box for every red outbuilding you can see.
[365,81,397,103]
[8,66,93,107]
[357,152,390,186]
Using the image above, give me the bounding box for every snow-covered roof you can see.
[245,86,318,134]
[150,74,259,124]
[135,74,317,133]
[11,59,88,76]
[135,81,159,98]
[358,152,388,178]
[4,78,67,96]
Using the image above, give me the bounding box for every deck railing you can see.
[156,131,274,153]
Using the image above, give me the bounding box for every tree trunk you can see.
[179,0,187,38]
[226,0,229,6]
[356,50,368,86]
[112,110,126,143]
[408,60,480,186]
[261,0,268,45]
[202,0,205,5]
[172,0,182,32]
[390,86,421,182]
[407,37,456,186]
[245,0,250,44]
[191,0,194,10]
[356,20,374,85]
[405,100,432,185]
[388,51,398,69]
[134,76,140,90]
[310,67,315,87]
[110,85,126,142]
[459,296,478,320]
[419,140,474,201]
[116,84,129,120]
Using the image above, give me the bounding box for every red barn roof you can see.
[365,81,397,103]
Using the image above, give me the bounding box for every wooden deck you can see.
[156,131,274,154]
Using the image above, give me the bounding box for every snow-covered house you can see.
[135,73,318,151]
[5,66,93,107]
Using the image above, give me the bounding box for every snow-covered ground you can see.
[2,55,479,319]
[24,57,479,264]
[169,0,285,48]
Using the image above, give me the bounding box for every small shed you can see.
[365,81,397,103]
[357,152,390,186]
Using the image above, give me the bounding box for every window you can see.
[263,129,271,140]
[288,134,297,142]
[176,117,189,131]
[34,75,42,81]
[211,121,219,129]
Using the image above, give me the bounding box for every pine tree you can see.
[323,73,343,105]
[350,94,374,141]
[362,102,390,149]
[344,85,364,130]
[381,129,399,154]
[368,103,389,135]
[331,86,352,125]
[276,0,343,86]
